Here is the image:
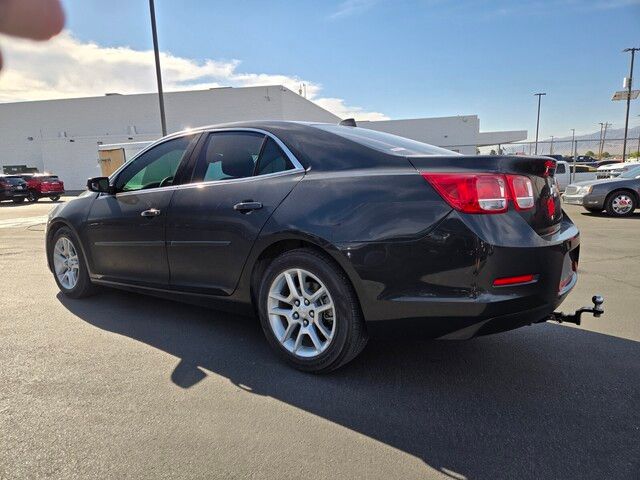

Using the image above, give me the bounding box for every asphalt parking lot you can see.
[1,198,638,480]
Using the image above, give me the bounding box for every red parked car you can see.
[19,173,65,202]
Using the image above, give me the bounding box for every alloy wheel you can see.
[611,194,634,215]
[267,268,336,358]
[53,236,80,290]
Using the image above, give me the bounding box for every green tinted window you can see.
[117,136,193,192]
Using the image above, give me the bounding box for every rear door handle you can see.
[141,208,161,217]
[233,201,263,213]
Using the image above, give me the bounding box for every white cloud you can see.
[0,31,388,121]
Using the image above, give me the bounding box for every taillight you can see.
[422,173,508,214]
[506,175,534,210]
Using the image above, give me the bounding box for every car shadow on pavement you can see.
[58,289,640,480]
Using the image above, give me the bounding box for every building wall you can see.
[0,86,339,189]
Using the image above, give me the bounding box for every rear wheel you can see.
[50,195,61,202]
[12,197,25,204]
[605,190,636,217]
[50,227,96,298]
[27,191,38,202]
[258,248,367,373]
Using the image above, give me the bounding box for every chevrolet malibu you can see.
[47,121,590,372]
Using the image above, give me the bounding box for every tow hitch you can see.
[547,295,604,326]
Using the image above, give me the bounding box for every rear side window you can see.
[193,132,265,182]
[255,138,293,175]
[313,124,459,157]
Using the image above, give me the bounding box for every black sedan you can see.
[47,121,587,372]
[564,164,640,216]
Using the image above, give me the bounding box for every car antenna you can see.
[339,118,357,127]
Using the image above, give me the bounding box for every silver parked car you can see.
[563,165,640,216]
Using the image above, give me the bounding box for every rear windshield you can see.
[313,124,460,157]
[2,177,25,185]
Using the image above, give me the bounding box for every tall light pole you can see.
[622,47,639,161]
[550,136,555,155]
[533,93,546,155]
[149,0,167,136]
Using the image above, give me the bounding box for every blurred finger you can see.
[0,0,65,40]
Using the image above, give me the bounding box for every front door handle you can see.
[233,201,263,213]
[141,208,161,218]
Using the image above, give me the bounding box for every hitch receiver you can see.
[547,295,604,326]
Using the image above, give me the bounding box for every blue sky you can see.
[9,0,640,139]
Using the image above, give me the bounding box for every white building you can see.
[0,85,526,189]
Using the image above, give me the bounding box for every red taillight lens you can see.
[493,274,537,287]
[506,175,534,210]
[422,173,508,214]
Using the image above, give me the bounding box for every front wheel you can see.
[50,195,61,202]
[50,227,96,298]
[605,191,636,217]
[27,191,38,202]
[12,197,25,204]
[258,248,368,373]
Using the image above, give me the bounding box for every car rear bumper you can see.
[0,189,27,200]
[336,210,580,338]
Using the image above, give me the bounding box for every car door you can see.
[84,134,198,286]
[166,130,305,295]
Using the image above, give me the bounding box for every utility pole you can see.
[149,0,167,136]
[533,93,546,155]
[622,47,639,161]
[570,129,576,183]
[598,122,605,159]
[550,136,555,155]
[602,122,610,157]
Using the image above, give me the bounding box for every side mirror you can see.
[87,176,112,193]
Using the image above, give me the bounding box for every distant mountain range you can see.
[503,126,640,156]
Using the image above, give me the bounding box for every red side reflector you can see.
[493,274,537,287]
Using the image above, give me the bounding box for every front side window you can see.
[115,135,194,192]
[192,132,265,182]
[555,163,566,174]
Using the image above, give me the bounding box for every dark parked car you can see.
[564,164,640,216]
[19,173,65,202]
[0,175,29,203]
[46,121,594,372]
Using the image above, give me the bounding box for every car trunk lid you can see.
[407,155,562,236]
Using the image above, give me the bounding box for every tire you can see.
[584,207,603,213]
[605,190,636,217]
[50,227,97,298]
[12,197,25,204]
[257,248,368,373]
[50,195,61,202]
[27,191,38,203]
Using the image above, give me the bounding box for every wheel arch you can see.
[247,234,365,316]
[605,188,639,208]
[46,219,91,274]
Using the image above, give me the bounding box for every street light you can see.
[533,93,546,155]
[622,47,639,161]
[149,0,167,136]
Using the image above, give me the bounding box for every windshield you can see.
[619,165,640,179]
[313,124,460,157]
